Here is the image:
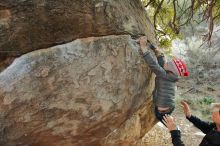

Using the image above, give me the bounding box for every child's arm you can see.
[139,36,166,77]
[155,49,165,68]
[149,44,165,68]
[143,51,166,77]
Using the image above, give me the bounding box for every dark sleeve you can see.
[143,51,166,77]
[157,54,165,67]
[187,115,215,134]
[170,130,185,146]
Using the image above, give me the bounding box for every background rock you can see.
[0,35,156,146]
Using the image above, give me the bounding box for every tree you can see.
[141,0,220,47]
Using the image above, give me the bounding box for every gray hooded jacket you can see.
[143,51,179,109]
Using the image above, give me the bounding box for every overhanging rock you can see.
[0,0,155,57]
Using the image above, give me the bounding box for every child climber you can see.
[138,36,188,123]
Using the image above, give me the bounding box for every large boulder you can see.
[0,35,156,146]
[0,0,155,58]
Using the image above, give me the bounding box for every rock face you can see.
[0,35,156,146]
[0,0,158,145]
[0,0,155,58]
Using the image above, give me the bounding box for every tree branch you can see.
[204,0,214,45]
[145,0,154,8]
[153,0,165,29]
[155,29,167,36]
[178,0,195,27]
[213,13,220,20]
[193,18,206,25]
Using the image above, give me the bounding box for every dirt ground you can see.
[140,79,220,146]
